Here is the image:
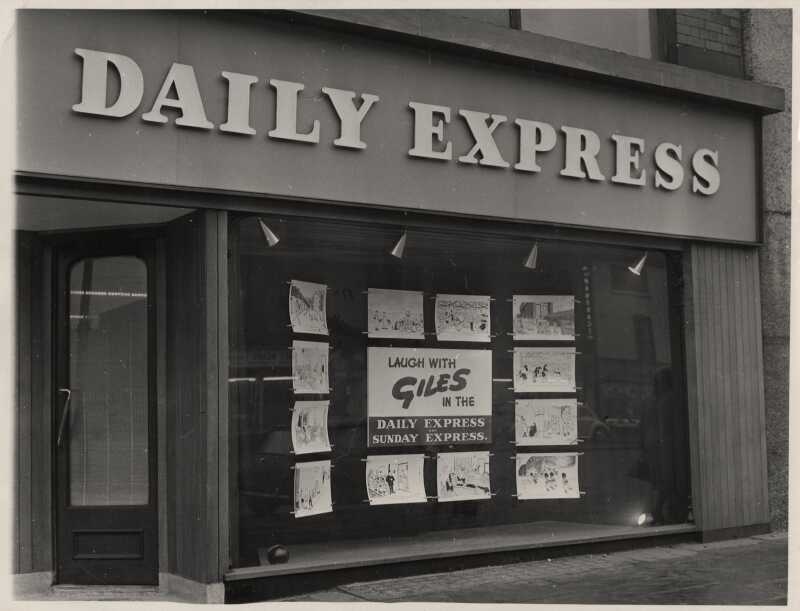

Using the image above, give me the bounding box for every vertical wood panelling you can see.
[752,255,770,519]
[166,210,224,584]
[732,254,749,526]
[216,211,230,576]
[204,210,220,583]
[32,241,53,571]
[16,233,33,574]
[156,237,169,574]
[687,244,770,532]
[167,211,208,583]
[682,254,704,527]
[15,233,54,575]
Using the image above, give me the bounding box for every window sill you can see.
[225,520,697,581]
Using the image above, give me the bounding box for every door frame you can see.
[51,228,161,585]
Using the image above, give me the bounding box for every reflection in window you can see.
[69,257,149,506]
[228,215,690,568]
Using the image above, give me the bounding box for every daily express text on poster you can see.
[367,347,492,447]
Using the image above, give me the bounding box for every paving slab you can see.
[282,532,788,605]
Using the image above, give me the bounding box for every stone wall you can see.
[743,9,792,531]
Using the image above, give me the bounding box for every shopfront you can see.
[14,9,781,603]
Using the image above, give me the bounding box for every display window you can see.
[228,212,690,569]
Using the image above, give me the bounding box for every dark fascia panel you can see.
[286,9,784,115]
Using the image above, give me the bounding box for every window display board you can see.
[367,347,492,447]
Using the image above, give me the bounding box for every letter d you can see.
[73,48,143,118]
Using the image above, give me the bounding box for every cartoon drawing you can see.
[513,295,575,341]
[516,453,579,499]
[515,399,578,446]
[435,294,491,342]
[293,460,333,518]
[513,347,576,393]
[366,454,426,505]
[367,288,425,339]
[292,341,329,394]
[291,401,331,455]
[289,280,328,335]
[437,451,491,502]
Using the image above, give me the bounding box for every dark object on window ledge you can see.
[267,544,289,564]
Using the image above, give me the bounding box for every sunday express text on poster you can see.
[367,347,492,447]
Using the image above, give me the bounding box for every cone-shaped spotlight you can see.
[627,252,648,276]
[258,219,280,247]
[523,242,539,270]
[390,231,407,259]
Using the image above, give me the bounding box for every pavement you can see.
[282,531,788,605]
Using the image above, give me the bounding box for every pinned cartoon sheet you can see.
[365,454,427,505]
[516,453,580,500]
[289,280,328,335]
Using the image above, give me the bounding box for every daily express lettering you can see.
[72,49,720,195]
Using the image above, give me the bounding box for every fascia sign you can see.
[72,48,721,196]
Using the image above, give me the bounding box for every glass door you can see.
[54,235,157,585]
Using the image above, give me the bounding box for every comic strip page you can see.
[516,453,580,500]
[291,401,331,455]
[437,451,491,502]
[367,288,425,339]
[512,295,575,341]
[513,347,576,393]
[515,398,578,446]
[366,454,427,505]
[289,280,328,335]
[435,294,491,342]
[293,460,333,517]
[292,340,330,394]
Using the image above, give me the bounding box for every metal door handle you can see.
[56,388,72,447]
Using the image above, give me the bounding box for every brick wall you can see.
[674,9,744,76]
[676,9,742,56]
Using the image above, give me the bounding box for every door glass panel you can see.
[68,256,149,506]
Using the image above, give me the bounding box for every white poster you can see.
[437,451,491,502]
[516,453,580,499]
[435,294,491,342]
[366,454,427,505]
[513,295,575,341]
[367,347,492,447]
[293,459,333,518]
[515,398,578,446]
[367,288,425,340]
[292,340,329,394]
[289,280,328,335]
[513,347,576,393]
[291,401,331,455]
